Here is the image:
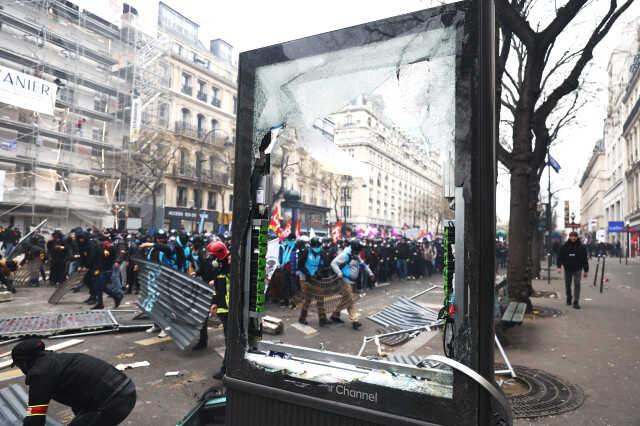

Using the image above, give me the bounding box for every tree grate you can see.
[496,364,584,418]
[527,305,563,318]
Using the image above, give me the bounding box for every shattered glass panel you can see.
[248,9,462,399]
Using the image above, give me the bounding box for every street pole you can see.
[626,223,629,265]
[547,145,552,285]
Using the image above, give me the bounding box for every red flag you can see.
[331,219,342,243]
[295,219,301,238]
[280,218,292,240]
[269,205,281,234]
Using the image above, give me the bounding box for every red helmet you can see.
[207,241,229,260]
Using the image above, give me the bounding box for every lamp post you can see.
[195,128,229,233]
[626,221,630,265]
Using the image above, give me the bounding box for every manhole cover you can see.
[531,290,559,299]
[496,365,584,418]
[526,306,562,318]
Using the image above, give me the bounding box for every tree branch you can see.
[497,142,513,169]
[535,0,634,122]
[495,0,537,46]
[539,0,590,47]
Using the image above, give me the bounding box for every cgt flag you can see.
[548,155,561,173]
[280,218,292,240]
[331,219,342,243]
[269,205,281,234]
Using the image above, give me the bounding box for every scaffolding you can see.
[0,0,133,231]
[117,12,173,220]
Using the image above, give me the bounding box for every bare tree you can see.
[118,130,181,228]
[326,174,345,222]
[270,140,298,209]
[496,0,635,306]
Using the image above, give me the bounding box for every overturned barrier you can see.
[136,259,214,350]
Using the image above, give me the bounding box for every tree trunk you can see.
[530,226,542,279]
[151,192,158,230]
[507,165,535,307]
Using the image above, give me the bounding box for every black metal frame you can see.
[227,1,497,424]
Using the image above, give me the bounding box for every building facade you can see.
[269,133,333,236]
[154,2,237,232]
[623,44,640,256]
[0,0,131,232]
[579,140,607,238]
[329,95,445,233]
[604,48,631,243]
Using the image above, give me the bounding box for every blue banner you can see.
[608,221,625,233]
[548,155,561,173]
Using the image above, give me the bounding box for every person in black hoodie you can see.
[11,338,136,426]
[557,231,589,309]
[46,230,68,287]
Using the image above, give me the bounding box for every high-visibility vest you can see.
[216,273,231,314]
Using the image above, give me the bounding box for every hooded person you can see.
[297,237,329,327]
[11,338,136,426]
[329,239,374,330]
[557,231,589,309]
[278,233,299,308]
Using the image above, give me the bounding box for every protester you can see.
[205,241,231,380]
[557,231,589,309]
[297,237,329,326]
[330,239,373,330]
[12,338,136,426]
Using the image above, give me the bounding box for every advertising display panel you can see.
[226,2,505,424]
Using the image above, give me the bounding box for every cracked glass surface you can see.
[247,10,461,398]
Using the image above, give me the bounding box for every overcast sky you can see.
[83,0,640,225]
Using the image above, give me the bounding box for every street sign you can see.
[608,221,625,233]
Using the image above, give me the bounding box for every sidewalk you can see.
[507,260,640,425]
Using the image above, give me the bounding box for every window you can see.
[208,191,217,210]
[177,186,187,207]
[89,177,104,196]
[159,103,169,127]
[91,128,102,142]
[94,96,107,112]
[232,96,237,115]
[196,114,206,136]
[211,87,221,107]
[181,73,192,95]
[229,194,233,210]
[55,170,69,192]
[194,189,202,208]
[197,80,207,102]
[209,155,215,176]
[179,149,188,174]
[341,206,351,219]
[16,165,34,188]
[181,108,191,125]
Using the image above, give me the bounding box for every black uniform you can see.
[19,351,136,426]
[557,238,589,307]
[46,237,68,285]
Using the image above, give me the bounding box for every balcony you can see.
[174,122,200,140]
[181,85,193,96]
[197,92,208,102]
[169,165,230,186]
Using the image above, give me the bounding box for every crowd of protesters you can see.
[267,234,447,329]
